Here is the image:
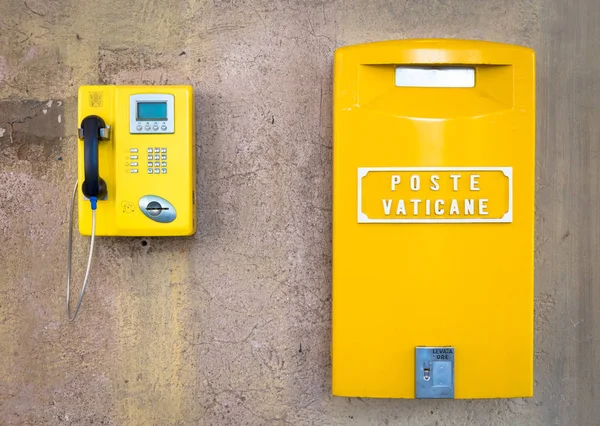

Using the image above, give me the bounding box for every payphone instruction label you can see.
[358,167,512,223]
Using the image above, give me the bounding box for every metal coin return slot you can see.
[146,201,169,216]
[139,195,177,223]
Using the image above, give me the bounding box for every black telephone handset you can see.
[68,115,110,321]
[79,115,108,200]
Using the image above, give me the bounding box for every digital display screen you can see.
[137,102,168,121]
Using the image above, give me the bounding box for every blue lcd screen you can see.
[137,102,167,121]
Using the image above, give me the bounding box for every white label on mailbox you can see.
[358,167,513,223]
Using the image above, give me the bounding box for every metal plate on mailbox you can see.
[416,347,455,399]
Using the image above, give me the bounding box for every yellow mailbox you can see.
[332,40,535,399]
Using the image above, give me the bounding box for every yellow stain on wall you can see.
[115,253,192,425]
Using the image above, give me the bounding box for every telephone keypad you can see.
[145,148,168,174]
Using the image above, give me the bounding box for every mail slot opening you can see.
[395,66,475,88]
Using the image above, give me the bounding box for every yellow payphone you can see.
[66,85,195,320]
[332,40,535,398]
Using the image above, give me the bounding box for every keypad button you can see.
[147,168,153,174]
[147,155,153,160]
[145,125,151,130]
[152,125,159,131]
[136,125,142,131]
[130,169,138,173]
[162,168,167,174]
[161,162,167,167]
[130,155,138,160]
[130,148,138,153]
[147,148,153,153]
[130,162,138,166]
[154,168,160,174]
[161,148,167,153]
[154,148,160,153]
[161,125,167,131]
[154,155,160,160]
[161,154,167,160]
[148,162,153,167]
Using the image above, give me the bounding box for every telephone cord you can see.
[66,180,96,321]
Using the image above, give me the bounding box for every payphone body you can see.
[77,85,195,236]
[332,40,535,398]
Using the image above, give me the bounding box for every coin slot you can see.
[139,195,177,223]
[145,201,169,217]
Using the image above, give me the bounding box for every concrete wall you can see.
[0,0,598,424]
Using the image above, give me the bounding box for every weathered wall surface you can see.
[0,0,598,424]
